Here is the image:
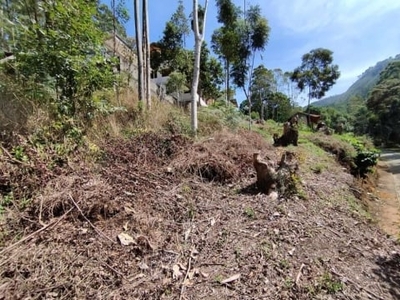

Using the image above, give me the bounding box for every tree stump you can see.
[276,151,299,197]
[252,151,299,197]
[252,152,277,194]
[273,126,299,147]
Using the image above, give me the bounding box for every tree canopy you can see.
[366,61,400,143]
[291,48,340,108]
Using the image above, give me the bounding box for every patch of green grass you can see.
[244,207,255,219]
[260,241,272,259]
[234,247,241,259]
[284,277,294,289]
[215,274,223,283]
[0,193,14,214]
[346,195,372,221]
[279,259,290,270]
[319,272,344,294]
[181,184,191,194]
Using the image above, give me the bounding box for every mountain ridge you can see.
[313,54,400,107]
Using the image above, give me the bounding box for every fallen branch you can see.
[39,196,47,227]
[0,206,74,256]
[68,194,115,244]
[179,249,194,300]
[295,263,305,285]
[327,227,341,237]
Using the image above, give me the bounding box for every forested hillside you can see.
[313,54,400,108]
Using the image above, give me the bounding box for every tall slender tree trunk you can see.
[111,0,120,104]
[226,59,230,105]
[142,0,151,109]
[191,0,209,135]
[134,0,144,104]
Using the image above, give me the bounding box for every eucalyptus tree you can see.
[96,1,128,37]
[133,0,144,103]
[190,0,209,134]
[171,0,190,47]
[230,4,270,127]
[199,42,224,100]
[290,48,340,123]
[249,64,275,119]
[211,0,241,104]
[153,2,190,76]
[143,0,151,109]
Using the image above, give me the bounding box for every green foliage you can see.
[340,135,380,177]
[309,132,379,178]
[166,71,187,95]
[3,0,118,128]
[95,2,129,37]
[291,48,340,107]
[319,272,344,294]
[199,43,224,100]
[244,207,255,219]
[366,61,400,144]
[11,146,29,162]
[231,6,270,91]
[171,0,190,47]
[0,193,14,214]
[241,91,292,122]
[314,54,400,108]
[198,102,245,135]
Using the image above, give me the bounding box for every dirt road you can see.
[374,149,400,236]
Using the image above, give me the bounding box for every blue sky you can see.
[105,0,400,106]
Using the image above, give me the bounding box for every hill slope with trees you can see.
[313,54,400,108]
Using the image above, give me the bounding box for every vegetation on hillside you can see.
[314,54,400,109]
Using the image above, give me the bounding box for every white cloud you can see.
[262,0,400,34]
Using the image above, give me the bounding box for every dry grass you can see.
[1,129,400,299]
[1,83,399,300]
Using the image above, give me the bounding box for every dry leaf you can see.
[172,264,183,279]
[123,222,129,231]
[177,262,187,271]
[188,268,200,280]
[221,273,241,284]
[127,273,145,282]
[117,232,135,246]
[124,205,137,214]
[184,228,191,241]
[200,271,209,278]
[138,262,149,270]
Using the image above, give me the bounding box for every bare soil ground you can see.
[1,130,400,299]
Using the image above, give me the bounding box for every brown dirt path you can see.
[373,149,400,236]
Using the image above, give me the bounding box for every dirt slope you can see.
[1,130,400,299]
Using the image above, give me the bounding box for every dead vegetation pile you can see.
[171,129,276,183]
[1,129,400,299]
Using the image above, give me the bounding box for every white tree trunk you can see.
[134,0,144,103]
[143,0,151,110]
[190,0,208,135]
